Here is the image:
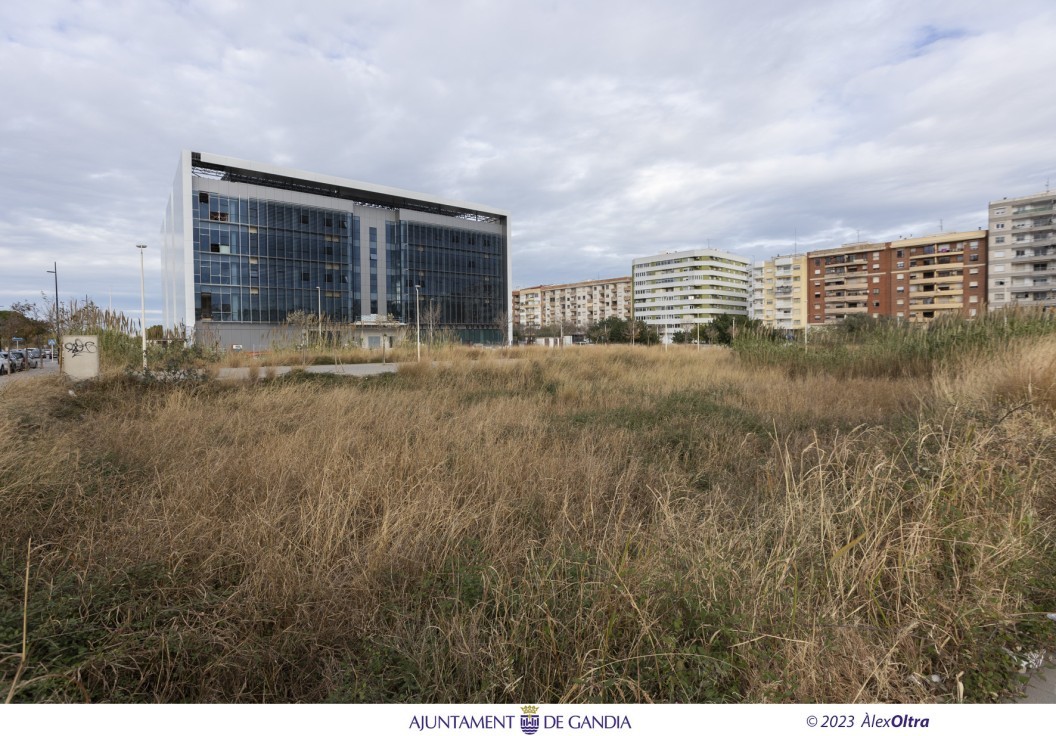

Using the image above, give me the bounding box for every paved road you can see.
[0,359,59,388]
[1020,662,1056,703]
[216,362,399,380]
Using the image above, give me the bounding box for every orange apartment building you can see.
[807,231,988,325]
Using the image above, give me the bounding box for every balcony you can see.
[824,292,868,303]
[1010,282,1054,294]
[826,304,869,315]
[909,298,961,309]
[909,258,963,271]
[908,272,962,285]
[1008,248,1056,264]
[1012,203,1054,216]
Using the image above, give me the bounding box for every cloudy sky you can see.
[2,0,1054,323]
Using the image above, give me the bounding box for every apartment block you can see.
[752,254,808,331]
[893,232,987,320]
[806,231,986,325]
[513,276,631,332]
[632,249,751,336]
[988,191,1056,310]
[749,263,764,320]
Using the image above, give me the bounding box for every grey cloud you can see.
[1,0,1053,312]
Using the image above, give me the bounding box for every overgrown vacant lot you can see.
[2,340,1055,703]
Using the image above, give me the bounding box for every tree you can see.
[704,314,761,346]
[587,315,627,344]
[422,300,442,346]
[493,309,510,346]
[0,300,50,347]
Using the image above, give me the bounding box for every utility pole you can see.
[414,284,421,362]
[136,244,147,370]
[46,262,60,367]
[316,286,322,344]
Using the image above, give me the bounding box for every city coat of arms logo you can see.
[520,705,540,735]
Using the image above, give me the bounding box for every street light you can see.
[46,262,59,365]
[136,244,147,370]
[413,284,421,362]
[316,286,322,344]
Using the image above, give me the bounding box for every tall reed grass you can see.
[735,309,1056,379]
[1,338,1054,703]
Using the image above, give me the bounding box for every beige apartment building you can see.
[513,276,631,333]
[988,191,1056,310]
[751,254,808,332]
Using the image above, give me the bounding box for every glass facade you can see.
[192,191,357,324]
[189,190,507,341]
[401,221,504,338]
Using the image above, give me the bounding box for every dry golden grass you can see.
[1,342,1054,703]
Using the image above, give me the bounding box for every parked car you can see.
[0,351,14,375]
[27,348,42,364]
[8,350,28,371]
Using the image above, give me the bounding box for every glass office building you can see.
[162,151,510,348]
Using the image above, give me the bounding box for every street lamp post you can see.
[316,286,322,344]
[414,284,421,363]
[136,244,147,370]
[46,262,60,365]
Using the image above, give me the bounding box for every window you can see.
[969,308,977,317]
[969,254,979,262]
[969,296,979,303]
[301,214,309,225]
[992,251,1005,259]
[993,208,1006,215]
[873,302,880,308]
[969,242,979,250]
[873,252,880,260]
[873,263,880,269]
[897,286,905,293]
[814,269,821,275]
[873,288,880,295]
[969,268,979,274]
[995,223,1006,229]
[995,236,1005,244]
[896,250,904,258]
[198,192,209,204]
[897,274,904,280]
[993,265,1005,273]
[896,299,904,305]
[872,276,880,283]
[969,281,978,288]
[302,272,310,281]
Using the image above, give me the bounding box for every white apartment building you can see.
[988,191,1056,310]
[632,249,751,338]
[513,276,631,332]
